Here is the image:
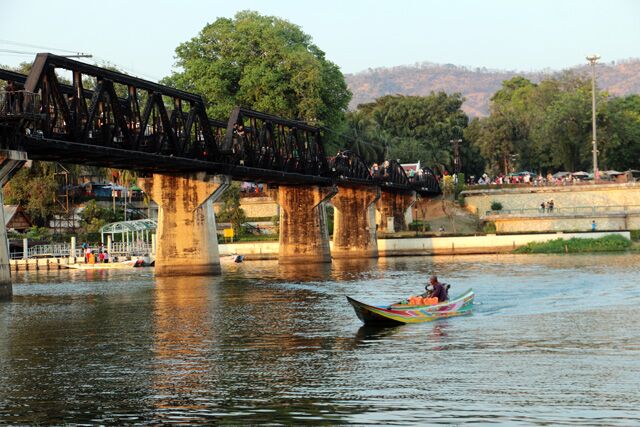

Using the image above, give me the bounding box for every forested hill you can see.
[345,59,640,117]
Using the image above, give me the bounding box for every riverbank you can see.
[220,231,631,259]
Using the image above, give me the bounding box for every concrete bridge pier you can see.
[139,173,230,276]
[376,190,416,233]
[332,185,380,258]
[0,150,28,300]
[272,185,336,264]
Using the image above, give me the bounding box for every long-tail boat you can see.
[347,289,474,326]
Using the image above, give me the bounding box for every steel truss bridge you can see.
[0,53,440,195]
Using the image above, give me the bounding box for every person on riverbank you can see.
[592,220,597,232]
[423,275,449,303]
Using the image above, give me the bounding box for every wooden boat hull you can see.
[347,289,474,326]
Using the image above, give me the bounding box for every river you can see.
[1,253,639,425]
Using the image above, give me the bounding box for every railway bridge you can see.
[0,53,441,298]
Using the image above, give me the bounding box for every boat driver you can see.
[423,275,449,302]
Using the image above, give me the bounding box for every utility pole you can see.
[450,139,462,174]
[586,54,600,182]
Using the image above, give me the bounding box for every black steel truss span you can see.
[223,107,329,176]
[0,53,440,194]
[22,53,224,161]
[328,150,373,183]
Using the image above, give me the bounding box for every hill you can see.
[345,59,640,117]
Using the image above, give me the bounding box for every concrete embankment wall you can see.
[220,231,630,259]
[463,183,640,216]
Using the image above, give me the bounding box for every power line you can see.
[0,39,80,54]
[0,48,39,56]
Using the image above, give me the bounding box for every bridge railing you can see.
[0,90,41,119]
[12,242,153,259]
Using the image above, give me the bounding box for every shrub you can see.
[409,221,431,232]
[513,235,631,254]
[630,230,640,242]
[482,221,496,234]
[490,201,503,211]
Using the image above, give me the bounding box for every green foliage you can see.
[513,235,631,254]
[4,162,59,226]
[490,201,503,211]
[466,72,640,174]
[79,200,122,232]
[25,226,51,241]
[408,221,431,232]
[630,230,640,242]
[482,222,496,233]
[217,183,247,235]
[346,93,469,170]
[162,10,351,134]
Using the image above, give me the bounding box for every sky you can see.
[1,0,639,81]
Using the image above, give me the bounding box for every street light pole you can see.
[450,139,462,174]
[586,54,600,182]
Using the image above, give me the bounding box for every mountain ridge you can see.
[345,58,640,117]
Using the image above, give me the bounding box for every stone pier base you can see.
[332,185,380,258]
[139,173,230,276]
[272,185,336,264]
[376,190,416,232]
[0,150,28,301]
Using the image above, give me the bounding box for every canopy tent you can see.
[552,171,571,179]
[570,171,589,177]
[100,219,157,247]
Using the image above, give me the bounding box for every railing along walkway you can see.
[484,205,640,217]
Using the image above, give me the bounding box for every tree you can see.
[599,95,640,171]
[4,162,58,226]
[162,10,351,135]
[217,183,246,236]
[347,93,469,171]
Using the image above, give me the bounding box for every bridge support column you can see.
[272,185,336,264]
[332,186,380,258]
[139,173,230,276]
[0,150,28,300]
[376,190,416,233]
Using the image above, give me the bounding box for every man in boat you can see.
[424,276,449,302]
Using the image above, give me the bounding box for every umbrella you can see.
[570,171,589,177]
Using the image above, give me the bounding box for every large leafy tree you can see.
[162,10,351,134]
[346,93,470,172]
[4,162,59,226]
[598,95,640,171]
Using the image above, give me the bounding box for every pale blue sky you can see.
[1,0,638,81]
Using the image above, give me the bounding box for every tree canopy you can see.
[465,72,640,175]
[344,93,481,175]
[162,10,351,133]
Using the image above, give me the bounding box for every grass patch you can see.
[513,235,632,254]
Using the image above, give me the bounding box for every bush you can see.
[482,221,496,234]
[490,201,503,211]
[409,221,431,232]
[513,235,631,254]
[630,230,640,242]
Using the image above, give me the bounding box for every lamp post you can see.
[450,139,462,174]
[586,54,600,182]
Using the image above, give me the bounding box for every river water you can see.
[1,253,640,425]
